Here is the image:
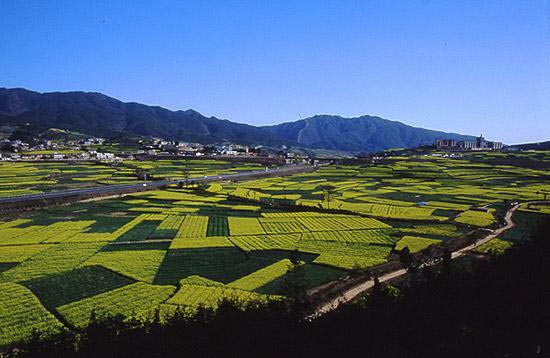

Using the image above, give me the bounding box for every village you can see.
[0,133,510,164]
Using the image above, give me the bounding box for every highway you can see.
[0,164,315,206]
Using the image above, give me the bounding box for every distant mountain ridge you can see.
[264,115,472,152]
[510,141,550,150]
[0,88,474,152]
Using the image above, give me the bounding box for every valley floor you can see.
[0,151,549,349]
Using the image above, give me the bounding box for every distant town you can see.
[435,134,503,151]
[0,132,515,163]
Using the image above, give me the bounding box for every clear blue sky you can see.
[1,1,548,144]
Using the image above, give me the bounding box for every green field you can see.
[0,152,549,347]
[0,160,266,198]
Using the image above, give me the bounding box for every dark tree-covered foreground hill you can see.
[6,221,549,358]
[0,88,473,152]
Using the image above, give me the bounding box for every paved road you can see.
[0,164,313,205]
[311,200,550,318]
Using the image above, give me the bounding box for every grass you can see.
[24,266,134,309]
[0,283,64,347]
[228,217,266,236]
[56,282,176,329]
[175,216,209,238]
[455,210,496,227]
[395,236,442,253]
[166,282,271,310]
[227,259,293,291]
[83,249,167,283]
[301,229,398,245]
[0,244,54,263]
[475,238,514,255]
[256,264,345,294]
[0,242,106,283]
[153,247,249,285]
[0,153,548,346]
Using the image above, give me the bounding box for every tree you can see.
[399,246,414,270]
[319,185,336,209]
[135,168,149,181]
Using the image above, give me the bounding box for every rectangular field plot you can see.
[228,259,292,291]
[397,224,462,238]
[229,234,301,252]
[114,221,160,242]
[296,216,389,231]
[150,215,185,239]
[0,283,64,347]
[297,241,393,269]
[259,220,309,234]
[175,216,209,238]
[65,232,114,243]
[56,282,176,329]
[24,266,134,309]
[0,221,95,245]
[256,264,345,295]
[395,236,442,253]
[166,283,271,310]
[455,210,496,227]
[83,248,167,283]
[0,244,54,263]
[228,217,266,236]
[0,242,106,283]
[340,203,441,220]
[110,214,161,240]
[0,226,46,245]
[207,216,229,236]
[169,237,234,250]
[261,212,336,218]
[474,238,513,254]
[154,247,249,285]
[301,229,398,245]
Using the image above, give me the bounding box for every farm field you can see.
[223,152,550,226]
[0,152,549,348]
[0,160,266,198]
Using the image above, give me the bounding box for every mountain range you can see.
[0,88,474,152]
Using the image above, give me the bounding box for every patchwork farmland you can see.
[0,152,549,348]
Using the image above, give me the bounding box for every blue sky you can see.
[1,0,548,144]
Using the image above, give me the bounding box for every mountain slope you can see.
[509,141,550,150]
[0,88,474,152]
[265,115,473,152]
[0,88,283,145]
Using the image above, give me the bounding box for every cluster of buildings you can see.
[435,135,503,151]
[0,135,308,163]
[139,140,260,157]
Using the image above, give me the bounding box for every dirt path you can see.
[311,200,550,318]
[313,268,407,316]
[452,200,549,258]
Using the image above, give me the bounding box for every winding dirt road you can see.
[312,200,550,317]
